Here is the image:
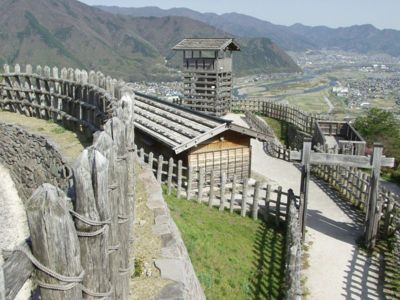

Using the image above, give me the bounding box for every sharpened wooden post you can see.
[365,144,383,249]
[187,166,193,201]
[26,184,83,300]
[92,130,119,297]
[252,181,261,220]
[139,148,144,162]
[241,178,248,217]
[157,155,164,183]
[177,160,183,198]
[383,197,395,239]
[230,175,237,213]
[264,184,271,222]
[300,139,311,240]
[197,168,205,203]
[148,152,154,170]
[108,117,130,300]
[73,149,111,298]
[219,172,226,211]
[208,169,215,207]
[167,158,174,195]
[276,186,282,226]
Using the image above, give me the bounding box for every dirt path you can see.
[225,113,384,299]
[324,95,334,114]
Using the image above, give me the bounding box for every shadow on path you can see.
[307,174,385,299]
[248,221,285,300]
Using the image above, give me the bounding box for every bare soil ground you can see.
[129,163,171,299]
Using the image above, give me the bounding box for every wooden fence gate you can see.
[291,139,395,249]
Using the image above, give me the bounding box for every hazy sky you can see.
[80,0,400,30]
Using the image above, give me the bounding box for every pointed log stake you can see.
[26,184,83,300]
[73,148,110,297]
[92,130,119,297]
[105,117,130,300]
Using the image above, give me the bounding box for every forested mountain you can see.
[98,5,400,57]
[0,0,300,82]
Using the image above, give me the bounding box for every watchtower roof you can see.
[132,92,269,154]
[172,38,240,51]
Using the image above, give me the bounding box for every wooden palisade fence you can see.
[0,64,136,300]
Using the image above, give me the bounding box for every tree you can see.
[354,108,400,182]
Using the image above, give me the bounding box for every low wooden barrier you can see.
[232,99,325,135]
[312,146,400,240]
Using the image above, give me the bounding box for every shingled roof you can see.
[133,92,269,154]
[172,38,240,51]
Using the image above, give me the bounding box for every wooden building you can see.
[172,38,240,116]
[133,92,269,180]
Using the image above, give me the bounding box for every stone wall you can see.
[139,161,206,300]
[0,123,70,201]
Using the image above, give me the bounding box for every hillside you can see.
[98,5,400,57]
[97,6,315,51]
[0,0,301,82]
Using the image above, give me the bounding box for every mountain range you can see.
[98,5,400,57]
[0,0,301,82]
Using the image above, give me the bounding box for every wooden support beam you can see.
[219,172,226,211]
[209,169,216,207]
[1,243,34,300]
[230,175,237,213]
[177,160,183,199]
[300,139,311,240]
[365,144,383,249]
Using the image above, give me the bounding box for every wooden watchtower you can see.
[172,38,240,116]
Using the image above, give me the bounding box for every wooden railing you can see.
[312,146,400,240]
[243,110,293,161]
[232,99,325,135]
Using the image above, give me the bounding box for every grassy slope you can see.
[263,116,287,145]
[163,189,284,300]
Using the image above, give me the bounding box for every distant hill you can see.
[98,5,400,57]
[0,0,301,82]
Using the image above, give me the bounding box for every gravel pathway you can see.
[225,113,384,299]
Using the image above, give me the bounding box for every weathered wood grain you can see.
[26,184,83,300]
[2,243,33,300]
[73,149,111,298]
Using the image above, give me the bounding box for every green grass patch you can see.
[163,189,285,300]
[263,117,287,145]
